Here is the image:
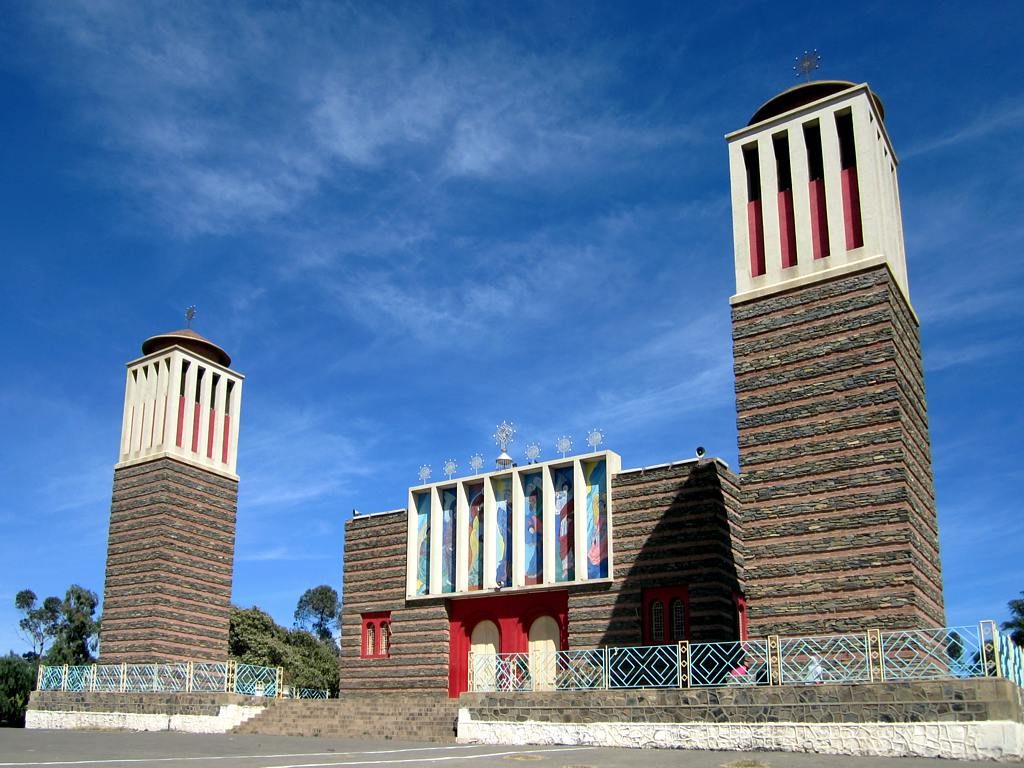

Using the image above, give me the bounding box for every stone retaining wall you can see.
[26,691,265,734]
[458,679,1024,761]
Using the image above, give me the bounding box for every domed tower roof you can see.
[748,80,885,126]
[141,328,232,367]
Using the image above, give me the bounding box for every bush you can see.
[0,656,36,727]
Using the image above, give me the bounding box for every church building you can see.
[338,79,945,698]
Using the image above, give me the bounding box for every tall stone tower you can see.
[726,81,944,636]
[100,327,244,662]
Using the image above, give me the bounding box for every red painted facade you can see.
[808,178,829,259]
[447,590,568,697]
[778,188,797,268]
[841,167,864,250]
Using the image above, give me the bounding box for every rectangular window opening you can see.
[742,143,766,277]
[802,120,830,259]
[836,110,863,249]
[773,132,797,268]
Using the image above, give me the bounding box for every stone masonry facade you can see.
[733,264,944,637]
[339,460,746,694]
[100,457,237,663]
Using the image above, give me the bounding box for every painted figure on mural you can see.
[495,482,512,587]
[586,461,608,579]
[441,489,456,593]
[467,485,484,590]
[416,494,430,595]
[524,479,543,584]
[556,479,574,581]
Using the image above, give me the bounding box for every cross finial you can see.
[794,49,821,81]
[184,305,197,328]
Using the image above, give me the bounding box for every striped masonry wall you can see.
[733,264,944,637]
[100,457,237,663]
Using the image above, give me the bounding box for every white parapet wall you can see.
[26,703,265,734]
[458,711,1024,762]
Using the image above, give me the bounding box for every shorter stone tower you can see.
[99,328,244,662]
[726,81,944,636]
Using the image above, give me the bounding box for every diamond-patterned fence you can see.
[37,660,279,697]
[608,644,678,688]
[689,639,769,686]
[469,622,1023,693]
[779,633,870,684]
[880,625,983,681]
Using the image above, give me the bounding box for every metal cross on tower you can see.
[185,305,197,328]
[794,49,821,80]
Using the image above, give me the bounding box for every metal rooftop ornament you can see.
[794,49,821,80]
[469,453,484,474]
[493,421,516,469]
[443,458,458,480]
[417,464,432,484]
[185,305,197,328]
[555,434,573,458]
[586,428,605,451]
[524,441,541,464]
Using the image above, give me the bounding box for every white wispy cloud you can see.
[903,99,1024,159]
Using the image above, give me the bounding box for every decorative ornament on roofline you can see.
[586,428,605,451]
[525,441,541,464]
[443,458,458,480]
[469,453,484,475]
[555,435,572,458]
[417,464,432,484]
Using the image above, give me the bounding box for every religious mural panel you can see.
[414,491,430,595]
[466,482,484,590]
[440,486,457,593]
[493,475,512,587]
[583,458,608,579]
[522,471,543,584]
[552,465,575,582]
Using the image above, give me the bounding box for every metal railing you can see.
[470,622,1022,692]
[36,660,284,698]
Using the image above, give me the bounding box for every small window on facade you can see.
[650,601,664,642]
[361,611,391,659]
[671,599,686,641]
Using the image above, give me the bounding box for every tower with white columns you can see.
[100,327,244,662]
[726,81,944,636]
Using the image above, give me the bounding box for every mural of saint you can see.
[467,484,484,590]
[441,487,457,593]
[523,474,543,585]
[553,467,574,581]
[494,477,512,587]
[585,460,608,579]
[415,492,430,595]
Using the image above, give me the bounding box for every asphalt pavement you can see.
[0,731,1012,768]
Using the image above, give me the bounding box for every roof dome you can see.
[748,80,885,126]
[141,328,231,367]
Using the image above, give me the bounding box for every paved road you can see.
[0,732,1009,768]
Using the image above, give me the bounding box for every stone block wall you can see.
[732,265,944,636]
[569,460,745,647]
[339,510,449,693]
[100,457,237,662]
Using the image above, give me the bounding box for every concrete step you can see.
[231,696,459,742]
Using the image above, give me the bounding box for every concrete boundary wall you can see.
[26,705,264,734]
[457,714,1024,761]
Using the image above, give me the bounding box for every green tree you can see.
[293,585,339,643]
[0,655,36,727]
[229,605,339,696]
[1003,591,1024,647]
[14,590,60,658]
[17,586,100,665]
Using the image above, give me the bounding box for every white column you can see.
[196,367,213,462]
[758,134,781,281]
[180,361,197,454]
[119,367,135,460]
[226,378,242,474]
[541,466,556,585]
[819,109,846,259]
[604,453,619,578]
[152,357,169,450]
[789,125,813,266]
[728,142,751,294]
[163,353,183,457]
[850,99,884,259]
[573,460,586,582]
[130,367,146,455]
[211,374,227,465]
[429,486,442,596]
[511,470,525,588]
[482,477,497,590]
[456,481,469,593]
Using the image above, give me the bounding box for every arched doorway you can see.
[470,620,499,690]
[528,615,559,690]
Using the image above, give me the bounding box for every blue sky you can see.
[1,1,1021,655]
